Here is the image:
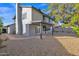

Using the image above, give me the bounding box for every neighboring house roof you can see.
[4,24,14,27]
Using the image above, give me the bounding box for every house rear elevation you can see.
[15,4,54,36]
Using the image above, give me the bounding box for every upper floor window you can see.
[22,13,27,20]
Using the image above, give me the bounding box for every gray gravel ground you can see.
[0,34,75,56]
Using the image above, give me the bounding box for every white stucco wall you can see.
[22,7,32,35]
[22,7,32,24]
[7,24,15,34]
[22,20,30,36]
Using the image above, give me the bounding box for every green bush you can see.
[0,35,9,47]
[0,18,3,34]
[54,30,59,32]
[0,39,3,45]
[72,26,79,37]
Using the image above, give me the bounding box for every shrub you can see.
[72,26,79,37]
[0,35,9,47]
[54,30,59,32]
[0,38,4,46]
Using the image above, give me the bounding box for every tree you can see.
[0,17,3,34]
[47,3,79,36]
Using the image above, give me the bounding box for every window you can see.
[35,26,40,33]
[22,13,27,20]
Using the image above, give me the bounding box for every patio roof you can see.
[31,22,53,26]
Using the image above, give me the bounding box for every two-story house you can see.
[7,4,54,39]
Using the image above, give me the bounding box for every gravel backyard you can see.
[0,34,79,56]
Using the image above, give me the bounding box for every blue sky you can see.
[0,3,16,26]
[21,3,48,10]
[0,3,49,26]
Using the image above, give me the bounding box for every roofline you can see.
[13,6,53,20]
[4,23,15,27]
[20,5,32,8]
[20,6,53,20]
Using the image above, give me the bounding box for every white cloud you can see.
[0,7,14,14]
[0,7,15,26]
[0,7,9,13]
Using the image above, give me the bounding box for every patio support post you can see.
[45,26,46,34]
[52,26,54,36]
[40,22,42,39]
[43,15,46,34]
